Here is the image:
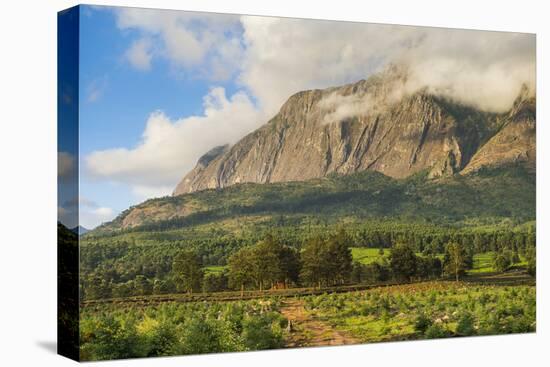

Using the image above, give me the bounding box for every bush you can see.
[80,315,145,360]
[241,313,284,350]
[414,313,433,334]
[142,320,179,356]
[425,323,448,339]
[456,312,476,336]
[180,318,242,355]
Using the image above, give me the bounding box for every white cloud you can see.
[239,17,535,114]
[58,206,67,217]
[86,76,109,103]
[58,205,77,229]
[80,206,116,229]
[94,207,114,216]
[58,195,116,229]
[78,197,116,229]
[238,17,407,115]
[86,10,535,202]
[116,8,244,80]
[132,185,174,200]
[125,38,153,71]
[58,151,75,180]
[86,87,263,194]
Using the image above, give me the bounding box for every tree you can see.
[300,236,329,288]
[351,262,365,284]
[417,255,442,279]
[363,262,390,283]
[389,243,417,281]
[275,243,301,287]
[202,271,229,293]
[180,318,240,355]
[443,242,468,282]
[327,229,353,284]
[493,251,512,273]
[241,314,284,350]
[134,275,152,296]
[227,247,255,296]
[414,313,433,334]
[251,239,281,291]
[227,235,301,293]
[172,250,204,293]
[300,231,353,288]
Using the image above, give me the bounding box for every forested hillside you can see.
[93,164,534,235]
[80,164,535,301]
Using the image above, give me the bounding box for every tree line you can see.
[80,227,536,300]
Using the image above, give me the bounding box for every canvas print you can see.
[58,5,536,362]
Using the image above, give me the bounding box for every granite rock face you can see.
[461,87,536,175]
[173,68,535,196]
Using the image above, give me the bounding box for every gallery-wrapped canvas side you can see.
[57,6,80,362]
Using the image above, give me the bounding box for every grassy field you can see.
[350,248,387,264]
[203,265,227,274]
[467,252,528,274]
[468,252,496,274]
[350,248,527,276]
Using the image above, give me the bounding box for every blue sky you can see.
[61,5,535,229]
[79,7,223,225]
[77,6,251,228]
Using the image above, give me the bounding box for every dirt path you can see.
[280,299,359,348]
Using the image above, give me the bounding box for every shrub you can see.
[456,312,476,336]
[180,318,242,355]
[241,313,284,350]
[425,323,448,339]
[414,313,433,334]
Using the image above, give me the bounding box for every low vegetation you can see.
[79,281,535,360]
[304,282,535,342]
[80,298,286,361]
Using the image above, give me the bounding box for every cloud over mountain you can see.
[86,87,263,197]
[85,9,535,200]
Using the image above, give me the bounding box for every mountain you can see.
[174,66,535,196]
[71,225,89,235]
[92,164,535,234]
[90,66,535,236]
[461,86,536,174]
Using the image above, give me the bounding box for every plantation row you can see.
[80,229,535,301]
[79,282,536,360]
[80,299,286,361]
[305,282,536,341]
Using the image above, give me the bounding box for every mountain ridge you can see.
[173,67,535,196]
[91,163,535,235]
[90,67,535,235]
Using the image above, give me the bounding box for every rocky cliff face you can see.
[461,87,536,174]
[173,67,535,196]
